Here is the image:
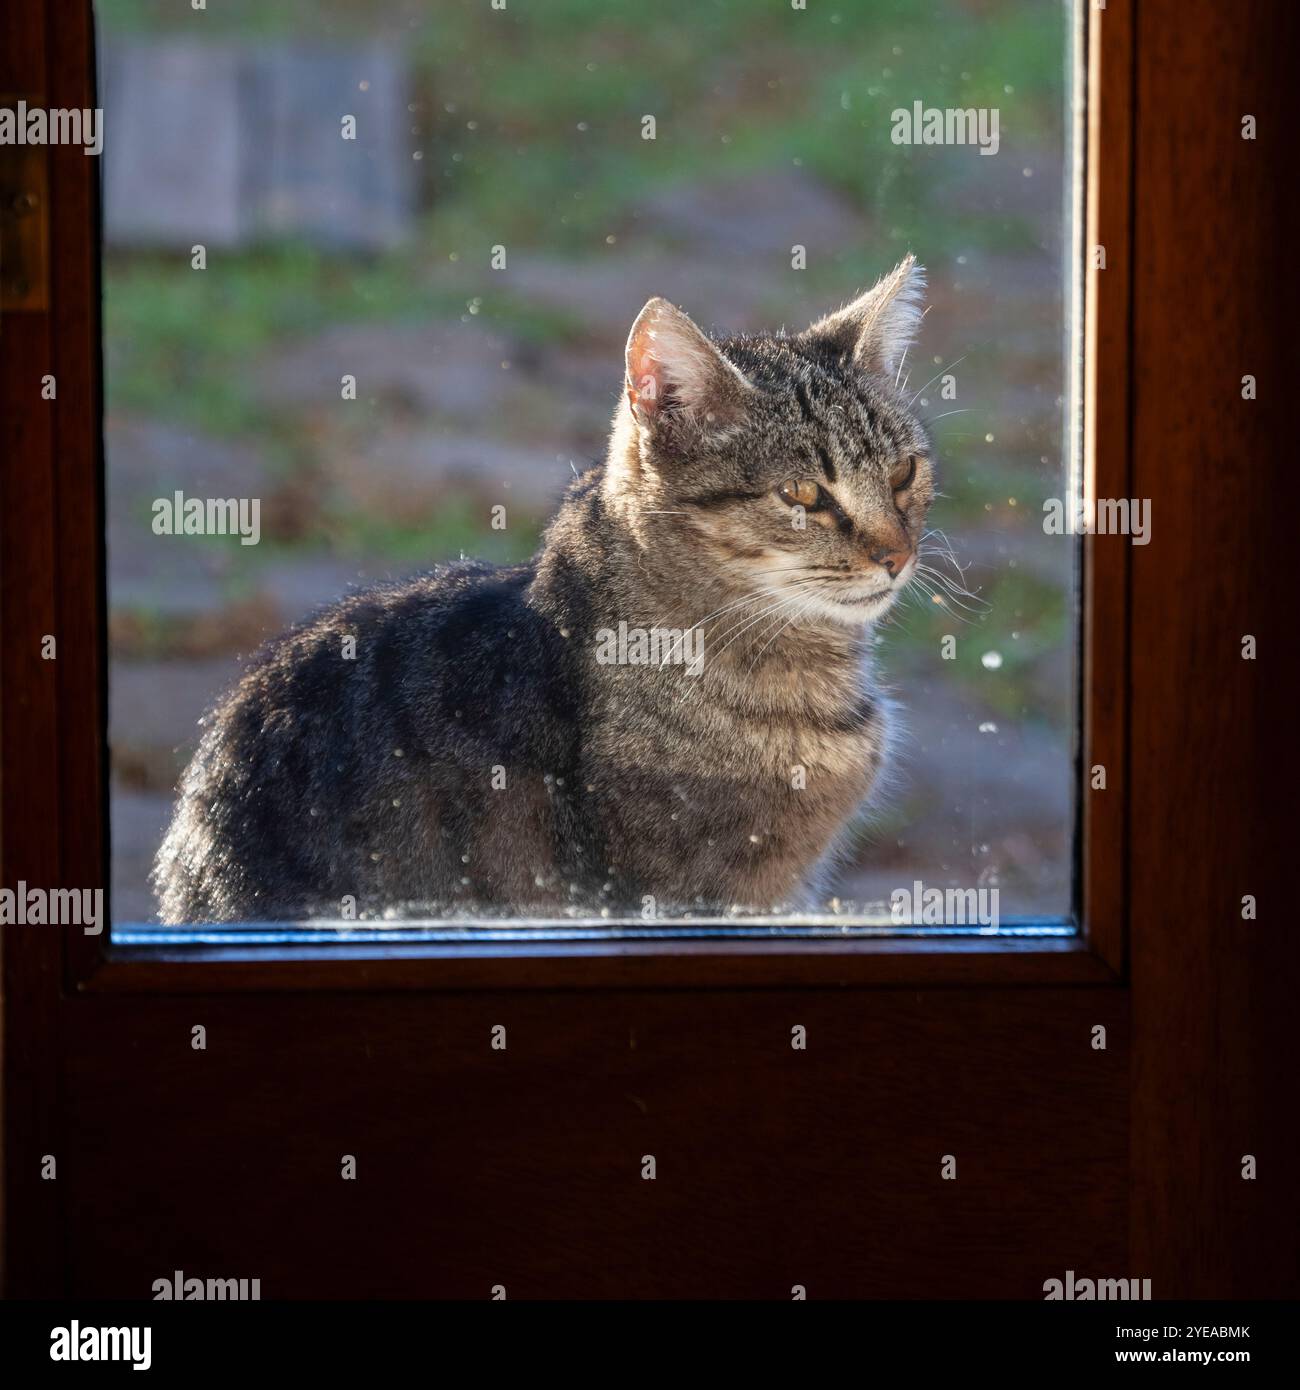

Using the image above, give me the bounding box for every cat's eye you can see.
[778,479,824,509]
[892,455,920,491]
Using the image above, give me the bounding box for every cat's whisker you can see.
[916,592,980,626]
[909,571,940,598]
[906,349,974,411]
[747,606,818,677]
[729,580,842,653]
[651,578,809,634]
[918,537,961,576]
[916,548,988,607]
[907,570,971,623]
[699,584,828,669]
[920,525,965,561]
[916,557,978,593]
[911,566,988,622]
[915,558,982,597]
[918,529,986,604]
[917,553,972,595]
[671,592,817,706]
[650,578,827,670]
[922,408,973,426]
[652,579,822,656]
[743,586,821,661]
[745,586,831,672]
[701,580,827,650]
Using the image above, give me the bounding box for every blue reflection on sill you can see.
[113,917,1077,947]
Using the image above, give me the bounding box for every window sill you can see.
[77,924,1118,994]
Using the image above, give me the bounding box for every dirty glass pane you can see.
[101,0,1078,939]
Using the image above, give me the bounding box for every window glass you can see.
[101,0,1077,939]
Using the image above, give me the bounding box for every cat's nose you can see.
[869,545,912,578]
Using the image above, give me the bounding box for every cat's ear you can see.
[624,298,751,431]
[801,255,926,378]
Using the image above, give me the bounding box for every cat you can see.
[152,256,934,923]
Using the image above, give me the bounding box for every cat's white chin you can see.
[804,589,898,627]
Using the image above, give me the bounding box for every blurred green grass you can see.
[100,0,1066,427]
[105,245,588,435]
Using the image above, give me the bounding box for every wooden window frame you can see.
[2,2,1131,995]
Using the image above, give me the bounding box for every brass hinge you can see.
[0,95,51,314]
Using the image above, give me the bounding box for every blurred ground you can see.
[101,0,1074,924]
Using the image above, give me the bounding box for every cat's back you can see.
[152,558,584,921]
[228,558,558,734]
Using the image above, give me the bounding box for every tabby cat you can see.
[153,256,934,922]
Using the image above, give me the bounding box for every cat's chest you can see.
[588,660,886,810]
[650,707,885,905]
[729,706,884,804]
[617,680,884,798]
[718,662,883,779]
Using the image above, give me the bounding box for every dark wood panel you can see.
[84,935,1115,994]
[59,987,1127,1299]
[1129,0,1300,1299]
[48,0,107,989]
[0,0,63,1303]
[1081,0,1133,977]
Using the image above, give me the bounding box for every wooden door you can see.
[2,0,1295,1301]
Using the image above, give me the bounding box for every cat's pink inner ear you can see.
[624,298,749,426]
[625,312,668,419]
